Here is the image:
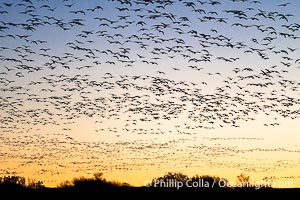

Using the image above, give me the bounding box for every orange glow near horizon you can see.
[1,0,300,190]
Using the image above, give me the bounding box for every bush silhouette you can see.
[71,173,110,189]
[57,172,130,190]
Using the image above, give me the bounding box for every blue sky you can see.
[0,0,300,187]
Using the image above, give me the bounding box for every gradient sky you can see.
[0,0,300,188]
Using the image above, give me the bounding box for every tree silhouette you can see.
[27,178,45,189]
[0,175,27,191]
[0,175,25,186]
[237,173,251,188]
[57,180,73,188]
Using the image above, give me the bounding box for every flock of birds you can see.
[0,0,300,186]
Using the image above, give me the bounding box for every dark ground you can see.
[1,186,299,198]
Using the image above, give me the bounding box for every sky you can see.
[0,0,300,188]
